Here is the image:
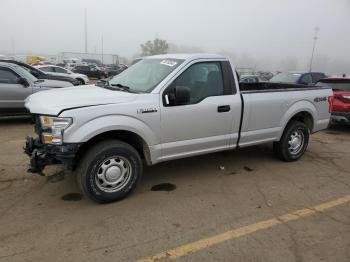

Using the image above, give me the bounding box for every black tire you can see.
[76,140,142,203]
[77,78,85,85]
[273,121,309,162]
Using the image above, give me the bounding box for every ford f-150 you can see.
[24,54,333,203]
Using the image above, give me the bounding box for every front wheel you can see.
[76,140,142,203]
[77,78,85,85]
[273,121,309,162]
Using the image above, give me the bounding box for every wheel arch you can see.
[63,115,159,167]
[75,130,152,168]
[279,100,317,140]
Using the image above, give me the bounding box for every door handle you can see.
[217,105,230,113]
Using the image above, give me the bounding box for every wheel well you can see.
[76,78,84,83]
[75,130,151,168]
[288,111,314,132]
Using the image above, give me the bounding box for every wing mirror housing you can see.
[18,77,30,87]
[96,79,107,87]
[164,86,190,106]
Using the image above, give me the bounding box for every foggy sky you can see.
[1,0,349,73]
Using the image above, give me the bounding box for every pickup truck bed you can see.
[238,83,331,148]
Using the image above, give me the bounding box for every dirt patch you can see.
[61,193,83,201]
[244,166,254,172]
[151,183,176,192]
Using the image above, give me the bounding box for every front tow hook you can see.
[27,151,46,176]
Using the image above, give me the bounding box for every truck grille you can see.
[33,115,41,135]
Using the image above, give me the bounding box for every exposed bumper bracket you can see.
[24,136,82,176]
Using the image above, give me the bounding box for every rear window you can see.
[317,80,350,91]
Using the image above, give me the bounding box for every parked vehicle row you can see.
[24,53,333,203]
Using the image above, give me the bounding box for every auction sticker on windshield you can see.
[160,60,178,67]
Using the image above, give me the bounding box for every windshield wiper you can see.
[109,83,139,93]
[111,83,131,90]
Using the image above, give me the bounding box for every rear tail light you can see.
[328,96,334,113]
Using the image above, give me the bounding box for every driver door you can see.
[159,61,241,161]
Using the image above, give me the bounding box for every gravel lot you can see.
[0,117,349,262]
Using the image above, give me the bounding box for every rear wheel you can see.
[76,140,142,203]
[273,121,309,162]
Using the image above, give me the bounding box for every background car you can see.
[81,58,102,66]
[35,65,89,85]
[73,64,107,79]
[317,77,350,124]
[0,62,73,116]
[240,75,263,83]
[270,72,326,85]
[105,64,128,77]
[0,59,79,86]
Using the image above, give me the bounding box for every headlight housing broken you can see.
[39,116,72,145]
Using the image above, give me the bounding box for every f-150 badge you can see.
[137,108,158,114]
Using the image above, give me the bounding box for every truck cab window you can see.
[171,62,224,104]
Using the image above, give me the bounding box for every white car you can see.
[35,65,89,85]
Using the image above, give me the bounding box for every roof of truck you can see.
[146,53,227,60]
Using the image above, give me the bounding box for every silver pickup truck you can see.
[24,54,333,203]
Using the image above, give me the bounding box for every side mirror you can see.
[96,79,107,87]
[165,86,190,106]
[17,77,30,87]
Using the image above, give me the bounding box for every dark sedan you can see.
[73,64,107,79]
[270,72,326,85]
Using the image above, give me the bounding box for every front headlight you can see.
[40,116,72,145]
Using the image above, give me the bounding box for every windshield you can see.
[317,81,350,91]
[270,73,301,84]
[14,65,38,82]
[109,58,184,93]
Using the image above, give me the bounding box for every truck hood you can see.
[25,85,137,115]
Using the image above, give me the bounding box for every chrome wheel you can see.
[95,156,132,193]
[288,130,304,155]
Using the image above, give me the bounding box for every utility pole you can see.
[309,26,319,72]
[84,8,88,53]
[101,35,104,64]
[11,37,15,55]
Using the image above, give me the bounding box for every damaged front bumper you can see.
[24,136,82,176]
